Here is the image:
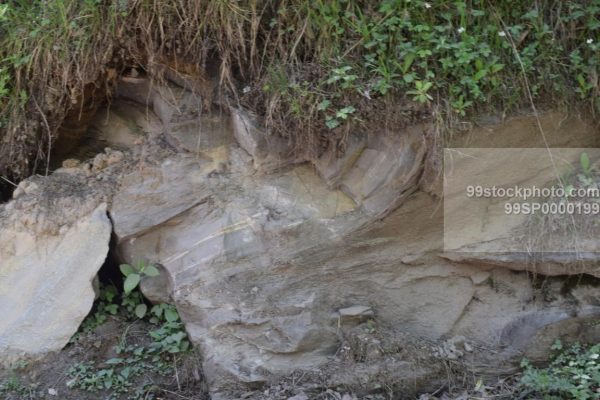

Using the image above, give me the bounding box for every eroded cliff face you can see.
[1,75,599,397]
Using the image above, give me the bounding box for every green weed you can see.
[520,340,600,400]
[0,362,34,397]
[66,262,191,399]
[120,261,160,318]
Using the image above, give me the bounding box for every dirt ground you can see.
[0,314,524,400]
[0,316,208,400]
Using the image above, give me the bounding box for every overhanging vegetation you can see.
[0,0,598,181]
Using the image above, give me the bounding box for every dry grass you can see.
[0,0,598,183]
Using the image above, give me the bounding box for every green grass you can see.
[0,0,599,180]
[520,340,600,400]
[252,0,599,133]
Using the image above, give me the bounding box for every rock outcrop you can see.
[2,74,599,398]
[106,78,600,396]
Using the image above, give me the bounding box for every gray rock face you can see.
[5,75,598,396]
[108,84,446,392]
[314,133,367,188]
[104,83,600,396]
[110,156,213,240]
[231,108,299,172]
[0,173,112,364]
[339,125,426,216]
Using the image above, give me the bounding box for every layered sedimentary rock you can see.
[106,79,600,396]
[2,75,599,398]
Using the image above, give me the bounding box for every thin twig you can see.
[160,388,196,399]
[491,3,582,257]
[32,96,52,176]
[0,176,17,187]
[174,357,181,392]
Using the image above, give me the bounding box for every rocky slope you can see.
[1,76,599,398]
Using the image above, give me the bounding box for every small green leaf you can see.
[180,340,190,351]
[119,264,135,277]
[336,106,356,119]
[326,75,341,84]
[171,331,186,343]
[123,273,141,294]
[135,304,147,319]
[402,53,416,73]
[104,286,117,302]
[151,304,164,318]
[144,265,160,277]
[106,304,119,315]
[164,308,179,323]
[420,81,433,91]
[565,185,574,197]
[491,63,504,73]
[475,59,484,71]
[317,99,331,111]
[134,261,145,272]
[325,117,340,129]
[522,9,539,20]
[473,70,487,81]
[580,152,590,172]
[403,73,415,83]
[551,339,563,351]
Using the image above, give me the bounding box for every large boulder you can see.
[0,173,112,364]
